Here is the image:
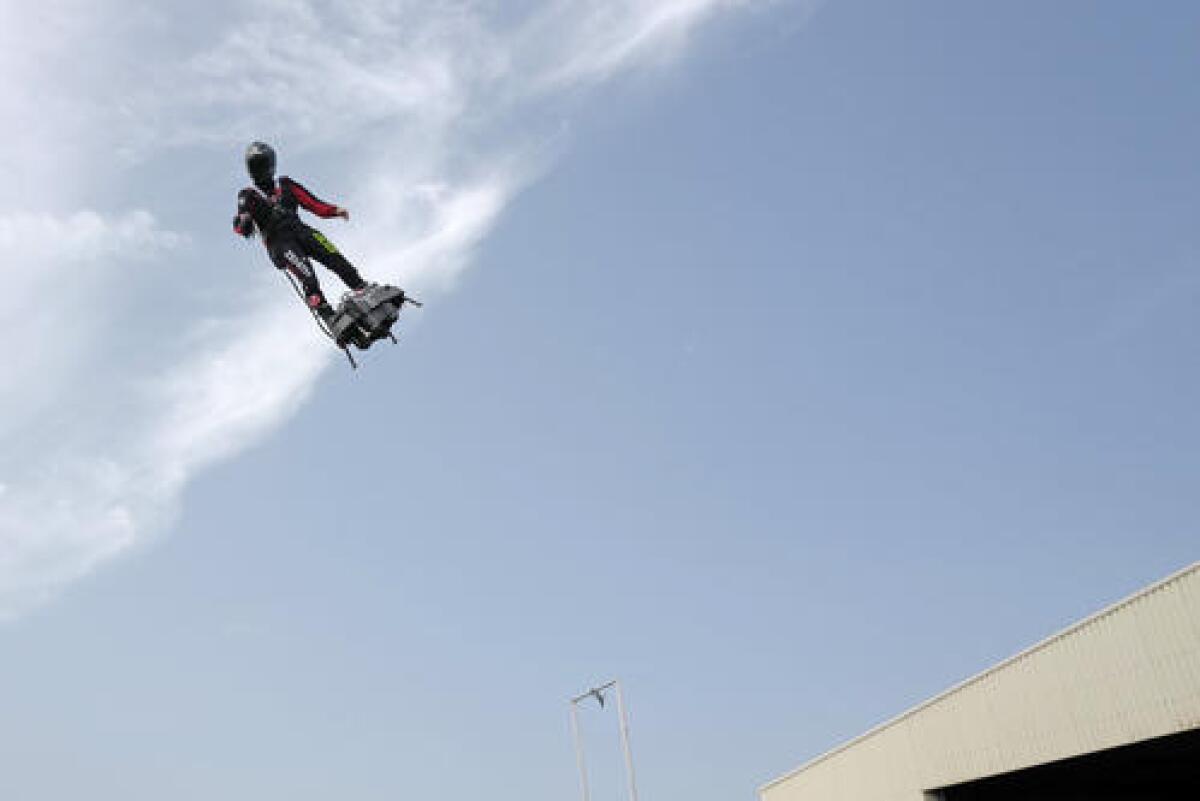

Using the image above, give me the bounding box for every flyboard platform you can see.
[319,283,421,369]
[277,260,421,368]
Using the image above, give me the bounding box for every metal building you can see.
[760,562,1200,801]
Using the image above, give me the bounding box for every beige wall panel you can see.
[761,562,1200,801]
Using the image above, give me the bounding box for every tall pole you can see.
[569,700,592,801]
[613,680,640,801]
[569,679,639,801]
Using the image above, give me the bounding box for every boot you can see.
[307,293,336,323]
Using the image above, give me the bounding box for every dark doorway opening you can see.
[932,726,1200,801]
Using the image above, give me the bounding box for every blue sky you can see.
[1,2,1198,800]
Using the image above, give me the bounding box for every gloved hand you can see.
[335,207,350,221]
[233,212,255,237]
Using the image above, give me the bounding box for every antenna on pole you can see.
[569,679,640,801]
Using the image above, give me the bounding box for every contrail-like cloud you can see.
[0,0,810,618]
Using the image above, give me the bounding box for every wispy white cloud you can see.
[0,209,185,619]
[0,0,799,618]
[520,0,757,91]
[0,456,152,621]
[0,211,185,438]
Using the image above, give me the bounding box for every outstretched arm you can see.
[285,177,349,219]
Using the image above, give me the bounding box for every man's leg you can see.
[271,241,334,319]
[301,228,367,291]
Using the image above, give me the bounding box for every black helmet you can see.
[245,141,276,184]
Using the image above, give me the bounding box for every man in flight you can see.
[233,141,373,322]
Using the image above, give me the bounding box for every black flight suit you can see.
[233,176,366,308]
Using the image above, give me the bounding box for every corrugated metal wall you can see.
[760,562,1200,801]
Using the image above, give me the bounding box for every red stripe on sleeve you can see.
[287,178,339,218]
